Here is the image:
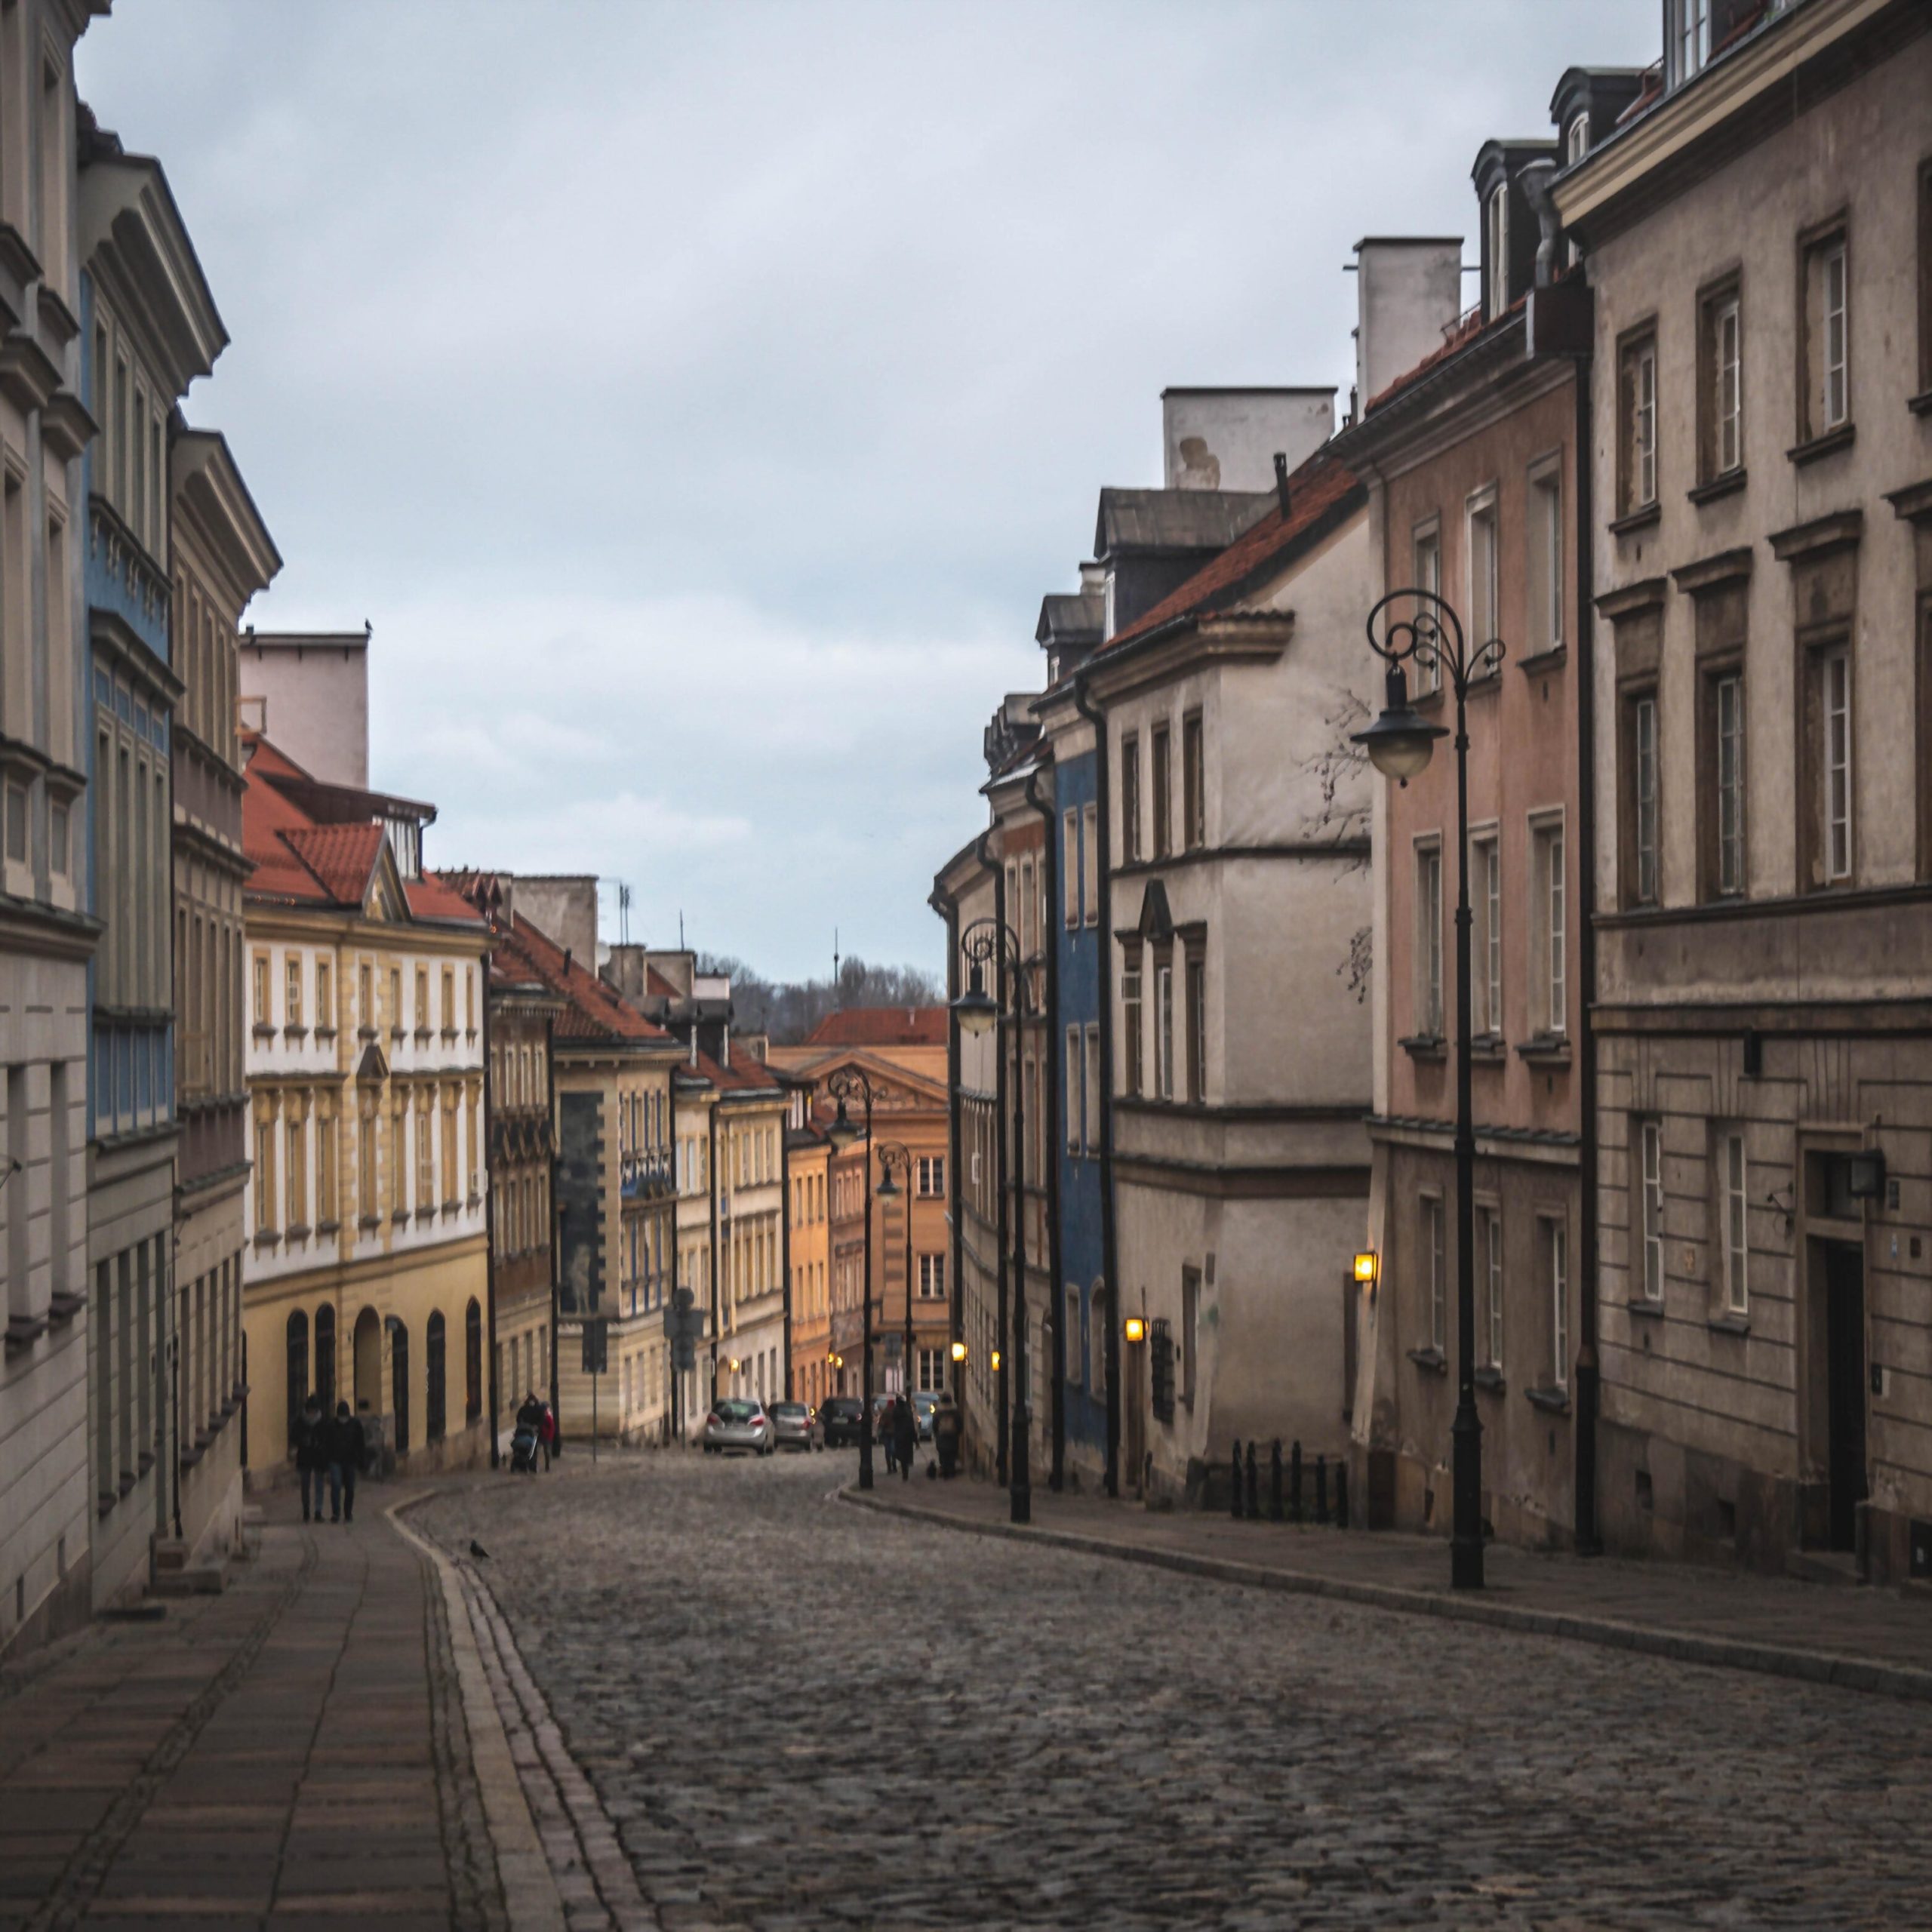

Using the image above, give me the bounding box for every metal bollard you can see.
[1269,1438,1284,1521]
[1290,1439,1303,1523]
[1315,1452,1328,1524]
[1230,1438,1243,1518]
[1334,1462,1349,1530]
[1244,1441,1260,1521]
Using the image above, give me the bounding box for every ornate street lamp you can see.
[1353,587,1502,1591]
[951,918,1032,1526]
[826,1065,879,1491]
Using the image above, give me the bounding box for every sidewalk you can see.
[0,1487,506,1932]
[845,1471,1932,1701]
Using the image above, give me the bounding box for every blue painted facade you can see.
[78,270,174,1146]
[1051,745,1108,1462]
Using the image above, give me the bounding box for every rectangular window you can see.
[1473,832,1501,1036]
[1180,1266,1200,1408]
[1820,645,1853,884]
[1063,809,1079,926]
[441,965,455,1032]
[1482,1208,1503,1370]
[1531,817,1565,1036]
[358,1100,376,1215]
[1714,669,1745,896]
[1066,1285,1082,1386]
[1150,722,1171,860]
[1700,286,1743,480]
[1154,956,1174,1100]
[1066,1023,1084,1153]
[1424,1195,1445,1352]
[1120,735,1141,864]
[1121,948,1143,1097]
[414,965,429,1031]
[254,1115,275,1232]
[1081,802,1098,924]
[1721,1132,1749,1316]
[315,960,332,1033]
[417,1109,433,1206]
[917,1155,945,1198]
[1084,1026,1100,1149]
[316,1110,336,1226]
[1801,229,1850,441]
[1619,328,1658,514]
[283,955,302,1030]
[1640,1120,1664,1303]
[1467,489,1499,648]
[1414,841,1443,1038]
[919,1253,946,1298]
[1627,693,1660,906]
[1527,465,1561,653]
[3,780,25,864]
[1673,0,1710,83]
[286,1115,306,1227]
[1182,712,1204,851]
[1412,524,1441,693]
[1485,181,1509,319]
[359,962,372,1030]
[1184,949,1205,1104]
[1548,1217,1569,1389]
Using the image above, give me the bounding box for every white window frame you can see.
[1715,669,1745,896]
[1063,810,1079,927]
[1822,645,1853,882]
[1674,0,1711,84]
[1081,802,1098,926]
[1466,485,1500,649]
[1472,827,1501,1037]
[1641,1121,1664,1303]
[1821,238,1848,432]
[1065,1023,1084,1155]
[1721,1131,1749,1316]
[1714,294,1742,475]
[1547,1215,1569,1389]
[1633,695,1660,905]
[1529,811,1566,1038]
[1482,1205,1503,1371]
[1155,959,1174,1101]
[1411,521,1441,693]
[1424,1193,1445,1353]
[1527,459,1562,654]
[1485,182,1509,319]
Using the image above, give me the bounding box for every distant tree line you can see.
[696,953,943,1045]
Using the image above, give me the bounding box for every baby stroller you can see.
[509,1420,541,1474]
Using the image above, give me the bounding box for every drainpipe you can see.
[546,1011,561,1457]
[991,840,1010,1487]
[1027,761,1066,1491]
[482,940,499,1469]
[928,878,964,1376]
[709,1092,721,1407]
[1573,332,1603,1558]
[780,1092,793,1404]
[1072,675,1120,1498]
[666,1058,678,1441]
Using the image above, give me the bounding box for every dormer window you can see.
[1485,184,1509,319]
[1671,0,1712,86]
[1565,115,1589,166]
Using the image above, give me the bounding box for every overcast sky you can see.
[78,0,1658,983]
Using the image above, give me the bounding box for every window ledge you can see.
[48,1290,85,1326]
[358,1026,378,1041]
[1687,468,1746,506]
[1399,1033,1447,1062]
[1708,1313,1750,1337]
[1909,390,1932,418]
[1411,685,1445,712]
[414,1028,432,1044]
[1470,1033,1508,1062]
[5,1312,50,1351]
[283,1025,308,1043]
[358,1214,382,1231]
[315,1026,337,1042]
[251,1024,276,1041]
[441,1028,457,1042]
[285,1223,311,1241]
[1626,1297,1664,1319]
[414,1207,436,1223]
[441,1198,462,1216]
[1515,1034,1572,1066]
[316,1219,340,1235]
[1609,503,1661,537]
[1407,1346,1447,1376]
[1788,423,1854,466]
[1525,1384,1571,1414]
[1516,644,1567,678]
[1475,1366,1506,1396]
[391,1208,410,1225]
[252,1230,281,1249]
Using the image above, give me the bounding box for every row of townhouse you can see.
[933,0,1932,1587]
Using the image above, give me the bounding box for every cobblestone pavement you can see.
[419,1451,1932,1932]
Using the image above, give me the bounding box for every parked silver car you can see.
[702,1398,775,1456]
[769,1401,824,1452]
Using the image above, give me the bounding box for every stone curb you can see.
[840,1486,1932,1706]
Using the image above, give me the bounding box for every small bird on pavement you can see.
[469,1540,490,1560]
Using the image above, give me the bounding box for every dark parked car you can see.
[819,1396,866,1447]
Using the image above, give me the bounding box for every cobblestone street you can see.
[419,1453,1932,1930]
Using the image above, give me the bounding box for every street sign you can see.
[672,1335,697,1374]
[582,1318,609,1376]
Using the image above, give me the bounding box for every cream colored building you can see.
[241,734,490,1474]
[0,0,100,1657]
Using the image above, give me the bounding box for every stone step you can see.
[151,1561,226,1598]
[1785,1546,1863,1588]
[152,1539,189,1572]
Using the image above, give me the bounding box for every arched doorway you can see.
[314,1303,337,1416]
[465,1299,483,1424]
[285,1309,309,1454]
[391,1321,411,1455]
[353,1307,382,1415]
[426,1311,447,1443]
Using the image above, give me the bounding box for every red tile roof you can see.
[647,966,680,998]
[1084,451,1364,666]
[497,908,670,1047]
[282,823,382,904]
[804,1007,948,1048]
[685,1043,781,1094]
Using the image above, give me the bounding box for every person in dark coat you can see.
[294,1394,326,1521]
[327,1401,366,1523]
[933,1391,962,1478]
[890,1392,917,1483]
[878,1398,898,1476]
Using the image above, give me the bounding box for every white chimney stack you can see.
[1352,238,1467,411]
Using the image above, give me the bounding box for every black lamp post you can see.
[877,1142,917,1418]
[825,1066,878,1492]
[951,917,1032,1526]
[1352,587,1500,1592]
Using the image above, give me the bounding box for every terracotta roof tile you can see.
[804,1007,948,1048]
[282,823,382,905]
[503,910,671,1046]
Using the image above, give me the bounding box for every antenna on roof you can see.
[678,908,685,949]
[617,881,631,945]
[833,928,841,995]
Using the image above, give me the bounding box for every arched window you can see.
[465,1298,483,1423]
[426,1310,447,1442]
[391,1321,411,1454]
[314,1303,337,1416]
[285,1309,309,1453]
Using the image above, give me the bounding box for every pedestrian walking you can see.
[934,1390,961,1479]
[538,1396,556,1470]
[891,1389,916,1483]
[326,1400,366,1524]
[879,1397,899,1478]
[294,1393,326,1521]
